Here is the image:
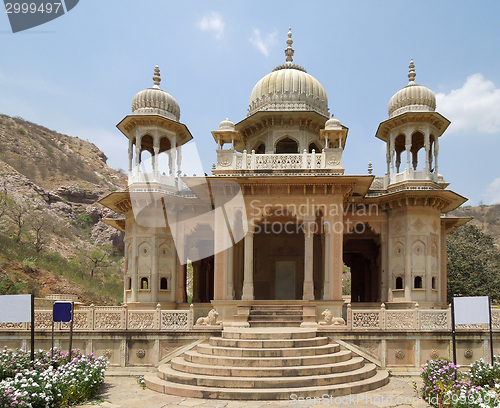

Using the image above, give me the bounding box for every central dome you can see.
[248,29,329,118]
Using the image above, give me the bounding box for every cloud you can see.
[436,74,500,134]
[198,11,224,39]
[249,28,278,57]
[486,178,500,204]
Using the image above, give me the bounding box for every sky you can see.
[1,1,499,206]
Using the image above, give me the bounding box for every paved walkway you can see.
[75,375,428,408]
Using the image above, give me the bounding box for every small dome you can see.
[131,65,180,121]
[248,28,329,118]
[218,118,235,131]
[325,115,342,130]
[388,59,436,118]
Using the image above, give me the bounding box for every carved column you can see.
[303,219,315,300]
[174,212,186,303]
[128,138,133,174]
[153,147,160,176]
[440,225,447,306]
[322,229,330,300]
[380,220,389,303]
[176,146,182,190]
[213,205,227,301]
[405,233,412,302]
[151,234,158,303]
[131,234,138,302]
[192,260,201,303]
[424,129,430,178]
[434,141,439,182]
[242,229,254,301]
[405,141,411,175]
[226,240,234,300]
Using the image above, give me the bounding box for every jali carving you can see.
[386,312,414,330]
[492,311,500,329]
[61,311,90,330]
[0,322,25,330]
[94,312,123,329]
[128,312,156,330]
[420,312,448,330]
[161,311,189,330]
[34,311,52,330]
[352,312,380,329]
[429,349,439,359]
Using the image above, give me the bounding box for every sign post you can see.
[52,302,74,358]
[452,296,493,365]
[0,294,34,360]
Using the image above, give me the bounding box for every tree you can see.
[5,199,31,242]
[447,224,500,303]
[27,208,54,253]
[0,183,7,220]
[82,246,111,279]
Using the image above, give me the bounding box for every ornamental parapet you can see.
[214,148,343,173]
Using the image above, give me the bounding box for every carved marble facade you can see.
[98,31,469,321]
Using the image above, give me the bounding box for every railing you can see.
[346,303,500,331]
[0,305,195,331]
[215,148,343,171]
[128,171,176,186]
[390,169,438,184]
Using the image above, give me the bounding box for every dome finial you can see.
[285,27,294,64]
[153,65,161,87]
[408,58,416,83]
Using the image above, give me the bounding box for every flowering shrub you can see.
[421,357,500,408]
[469,358,500,388]
[0,346,108,408]
[421,358,463,406]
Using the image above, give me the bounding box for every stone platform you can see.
[144,327,389,400]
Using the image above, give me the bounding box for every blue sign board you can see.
[53,302,72,323]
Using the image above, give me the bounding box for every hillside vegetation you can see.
[0,114,127,305]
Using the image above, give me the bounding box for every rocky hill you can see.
[450,204,500,247]
[0,114,127,305]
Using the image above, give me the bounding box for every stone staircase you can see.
[144,327,389,400]
[247,304,303,327]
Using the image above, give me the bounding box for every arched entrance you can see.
[343,224,381,303]
[186,224,215,303]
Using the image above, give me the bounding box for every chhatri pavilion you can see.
[99,29,468,323]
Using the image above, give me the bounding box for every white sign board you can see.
[0,294,32,323]
[453,296,490,325]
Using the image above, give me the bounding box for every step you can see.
[196,342,340,357]
[249,321,301,327]
[249,309,303,315]
[209,336,329,349]
[222,327,315,340]
[170,355,364,377]
[158,363,377,389]
[183,349,351,367]
[144,370,390,400]
[250,304,303,309]
[248,314,302,321]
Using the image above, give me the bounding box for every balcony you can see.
[214,148,343,173]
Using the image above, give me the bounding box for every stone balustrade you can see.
[215,148,343,172]
[0,305,194,331]
[346,303,500,331]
